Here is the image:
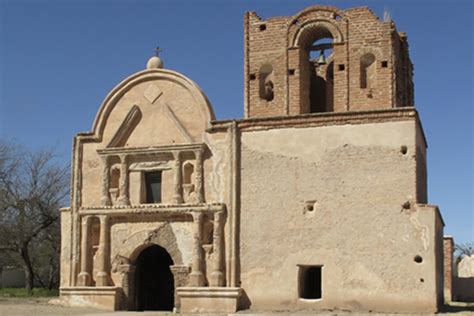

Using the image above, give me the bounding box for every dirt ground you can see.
[0,298,473,316]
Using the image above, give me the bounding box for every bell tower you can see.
[244,6,414,118]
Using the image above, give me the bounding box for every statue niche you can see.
[259,63,274,101]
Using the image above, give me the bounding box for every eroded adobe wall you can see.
[443,236,454,302]
[239,119,441,312]
[60,208,72,287]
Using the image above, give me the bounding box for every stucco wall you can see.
[239,120,441,312]
[60,208,72,287]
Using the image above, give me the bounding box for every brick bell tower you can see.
[244,5,414,118]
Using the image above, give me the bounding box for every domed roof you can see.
[146,56,164,69]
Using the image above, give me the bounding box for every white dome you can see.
[146,56,164,69]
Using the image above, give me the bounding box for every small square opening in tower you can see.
[298,265,322,299]
[381,61,388,68]
[145,171,162,203]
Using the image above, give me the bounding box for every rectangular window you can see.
[298,265,322,299]
[145,171,162,203]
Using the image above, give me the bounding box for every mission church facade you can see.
[59,5,445,313]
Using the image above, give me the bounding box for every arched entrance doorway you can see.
[134,244,174,311]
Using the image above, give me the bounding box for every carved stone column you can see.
[96,215,110,286]
[173,151,184,204]
[77,216,92,286]
[100,156,111,206]
[194,149,204,203]
[210,211,225,286]
[170,265,191,308]
[117,154,130,206]
[189,212,205,286]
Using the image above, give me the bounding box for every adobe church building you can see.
[59,5,447,313]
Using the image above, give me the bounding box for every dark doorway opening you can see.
[134,245,174,311]
[298,265,322,299]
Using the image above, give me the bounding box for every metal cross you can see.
[155,47,162,57]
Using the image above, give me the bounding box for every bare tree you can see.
[0,141,69,295]
[455,242,474,264]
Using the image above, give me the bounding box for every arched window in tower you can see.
[360,53,376,89]
[259,63,274,101]
[304,32,334,113]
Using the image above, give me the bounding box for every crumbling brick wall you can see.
[244,6,414,118]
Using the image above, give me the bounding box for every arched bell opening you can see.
[290,19,345,115]
[306,34,334,113]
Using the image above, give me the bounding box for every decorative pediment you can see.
[90,68,215,147]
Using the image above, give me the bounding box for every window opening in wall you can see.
[360,53,376,89]
[306,35,334,113]
[145,171,162,203]
[298,265,322,299]
[381,60,388,68]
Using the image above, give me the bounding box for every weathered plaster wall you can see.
[415,121,428,203]
[239,120,441,312]
[60,208,72,287]
[81,142,102,206]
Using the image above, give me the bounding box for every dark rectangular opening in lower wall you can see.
[298,265,322,299]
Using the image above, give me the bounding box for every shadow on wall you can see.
[453,277,474,302]
[239,289,251,310]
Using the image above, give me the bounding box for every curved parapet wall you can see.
[91,68,215,147]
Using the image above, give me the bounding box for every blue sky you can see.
[0,0,472,244]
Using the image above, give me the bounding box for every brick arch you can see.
[291,20,344,49]
[293,5,348,22]
[358,47,384,61]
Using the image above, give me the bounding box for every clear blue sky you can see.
[0,0,472,244]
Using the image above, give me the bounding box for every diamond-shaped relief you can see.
[144,83,163,104]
